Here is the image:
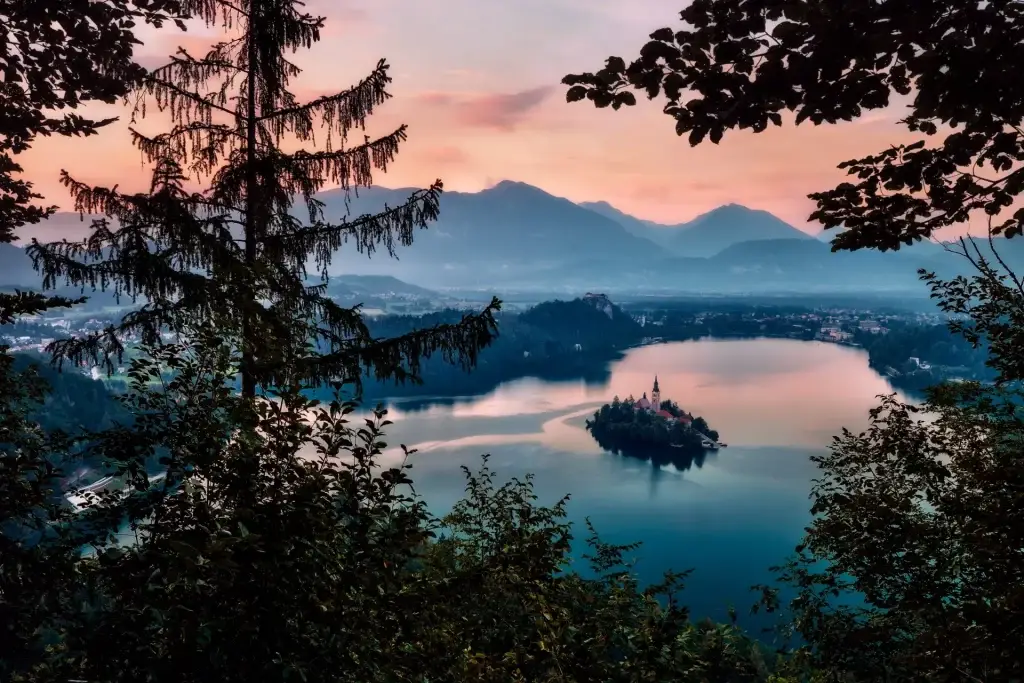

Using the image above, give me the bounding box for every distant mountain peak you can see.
[669,203,812,257]
[487,179,545,194]
[699,203,761,217]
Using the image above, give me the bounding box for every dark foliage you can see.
[5,2,778,682]
[855,321,995,397]
[0,0,188,242]
[0,351,82,679]
[0,329,784,683]
[518,296,643,346]
[349,301,639,402]
[2,1,196,675]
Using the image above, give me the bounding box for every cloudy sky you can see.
[21,0,926,233]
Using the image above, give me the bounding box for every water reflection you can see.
[589,432,717,473]
[321,339,906,627]
[376,339,904,458]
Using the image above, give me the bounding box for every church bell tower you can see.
[651,375,661,410]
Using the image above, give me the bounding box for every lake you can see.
[364,338,907,630]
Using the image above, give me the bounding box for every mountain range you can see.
[581,200,813,257]
[6,180,1022,297]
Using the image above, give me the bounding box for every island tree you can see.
[564,2,1024,681]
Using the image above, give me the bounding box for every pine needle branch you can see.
[272,183,442,277]
[257,59,392,144]
[141,71,240,121]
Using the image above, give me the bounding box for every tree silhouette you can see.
[2,1,194,675]
[28,0,499,398]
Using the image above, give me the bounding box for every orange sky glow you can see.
[17,0,978,237]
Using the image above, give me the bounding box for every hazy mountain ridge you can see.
[327,275,438,298]
[0,243,42,287]
[585,200,814,258]
[12,180,1024,296]
[578,201,679,248]
[317,181,665,282]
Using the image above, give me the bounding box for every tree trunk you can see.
[242,12,259,399]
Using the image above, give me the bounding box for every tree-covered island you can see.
[586,376,721,464]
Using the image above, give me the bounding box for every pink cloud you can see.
[313,5,370,37]
[417,92,456,107]
[134,33,228,71]
[417,87,554,131]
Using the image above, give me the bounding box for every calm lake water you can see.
[364,338,906,629]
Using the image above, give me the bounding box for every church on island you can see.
[631,376,696,426]
[586,376,723,454]
[629,376,722,449]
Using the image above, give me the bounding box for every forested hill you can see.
[366,294,642,346]
[10,293,644,431]
[517,293,642,344]
[354,294,644,401]
[10,353,130,434]
[853,322,994,395]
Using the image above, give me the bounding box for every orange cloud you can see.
[417,145,469,167]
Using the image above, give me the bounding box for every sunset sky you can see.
[21,0,931,235]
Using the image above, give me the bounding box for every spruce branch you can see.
[259,59,393,146]
[280,125,408,198]
[279,183,442,277]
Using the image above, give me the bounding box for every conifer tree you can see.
[27,0,499,398]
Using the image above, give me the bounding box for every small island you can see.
[585,376,722,464]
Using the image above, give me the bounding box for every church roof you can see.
[653,375,660,392]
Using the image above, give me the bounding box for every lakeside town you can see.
[630,306,949,343]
